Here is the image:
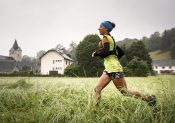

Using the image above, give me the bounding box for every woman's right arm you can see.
[93,36,113,58]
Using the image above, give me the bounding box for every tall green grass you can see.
[0,75,175,123]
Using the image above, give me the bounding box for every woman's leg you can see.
[93,73,111,107]
[112,77,148,102]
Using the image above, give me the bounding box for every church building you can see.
[0,40,22,73]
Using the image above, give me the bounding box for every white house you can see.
[40,49,74,75]
[152,59,175,74]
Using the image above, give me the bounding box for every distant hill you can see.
[116,38,138,48]
[116,27,175,60]
[149,50,171,60]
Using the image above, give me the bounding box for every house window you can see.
[53,60,55,64]
[155,66,158,69]
[162,66,165,69]
[169,66,172,69]
[56,60,62,62]
[66,61,67,65]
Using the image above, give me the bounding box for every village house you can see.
[152,59,175,74]
[40,49,74,75]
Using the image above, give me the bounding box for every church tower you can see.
[9,39,22,62]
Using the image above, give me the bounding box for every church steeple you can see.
[9,39,22,62]
[10,39,22,51]
[12,39,19,50]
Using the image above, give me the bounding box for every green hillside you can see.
[149,50,172,60]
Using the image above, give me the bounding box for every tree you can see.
[119,44,128,67]
[31,57,40,74]
[171,42,175,58]
[125,41,153,74]
[69,41,77,51]
[161,28,175,51]
[67,41,77,61]
[161,30,170,51]
[21,55,31,65]
[141,36,149,50]
[147,32,162,51]
[34,50,46,74]
[36,50,46,59]
[21,55,32,72]
[125,56,149,77]
[55,44,67,54]
[76,34,104,77]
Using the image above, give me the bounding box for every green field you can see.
[0,75,175,123]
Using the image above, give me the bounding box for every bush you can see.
[124,57,149,77]
[64,63,83,77]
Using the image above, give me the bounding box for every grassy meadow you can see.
[0,75,175,123]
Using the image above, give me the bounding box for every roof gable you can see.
[40,49,73,61]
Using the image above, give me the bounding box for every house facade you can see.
[152,59,175,74]
[40,49,74,75]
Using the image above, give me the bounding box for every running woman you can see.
[92,21,156,108]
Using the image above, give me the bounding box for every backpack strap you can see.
[111,36,116,50]
[110,35,125,59]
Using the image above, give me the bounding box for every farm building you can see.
[152,59,175,74]
[40,49,74,75]
[0,55,19,73]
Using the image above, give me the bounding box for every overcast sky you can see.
[0,0,175,57]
